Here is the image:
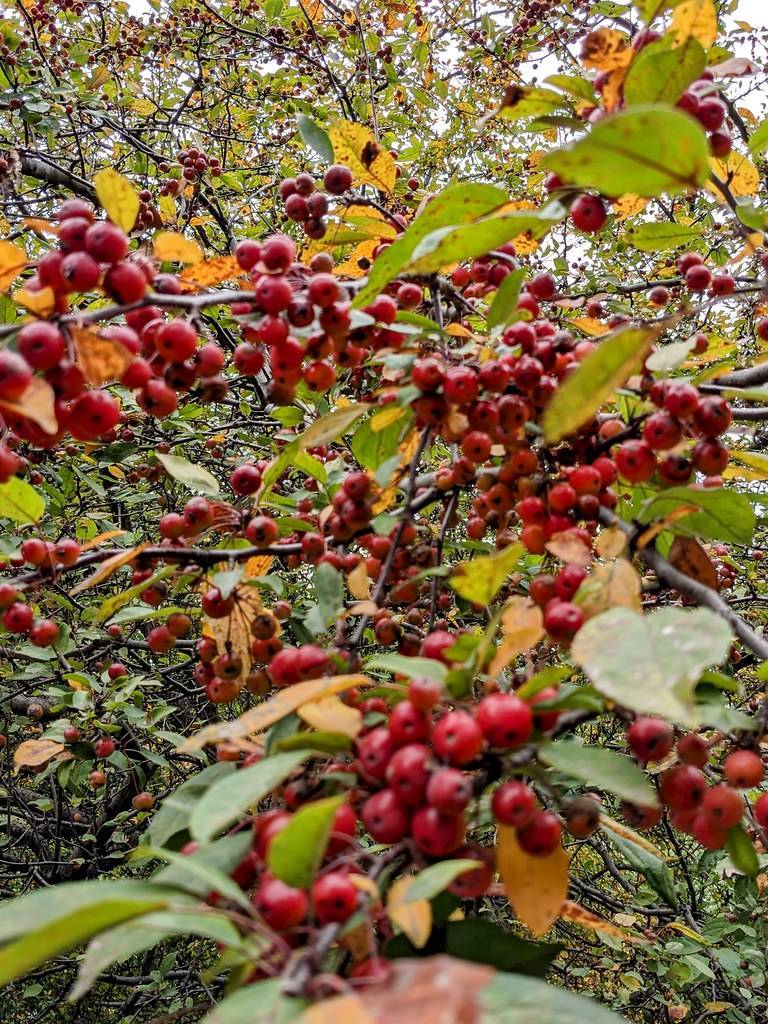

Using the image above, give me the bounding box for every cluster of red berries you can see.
[278,164,353,240]
[158,146,222,191]
[649,250,740,302]
[625,717,767,850]
[449,243,520,298]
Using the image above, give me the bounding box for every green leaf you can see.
[0,476,45,524]
[478,971,628,1023]
[304,561,345,632]
[142,763,234,847]
[623,38,706,106]
[156,452,220,496]
[366,652,448,683]
[445,920,563,976]
[190,750,306,843]
[276,730,353,754]
[571,607,732,727]
[153,834,252,897]
[353,182,510,307]
[198,979,305,1024]
[543,106,710,198]
[623,221,703,252]
[748,118,768,155]
[296,114,333,162]
[636,486,755,545]
[404,204,564,276]
[538,740,658,807]
[71,910,242,1000]
[487,267,525,329]
[645,338,697,372]
[499,87,569,121]
[542,323,658,443]
[405,860,480,902]
[131,845,251,910]
[299,403,369,449]
[351,410,413,471]
[725,824,759,877]
[602,831,678,908]
[268,795,344,889]
[450,542,525,605]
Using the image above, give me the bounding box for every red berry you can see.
[312,871,358,923]
[517,810,562,856]
[361,788,410,843]
[432,710,484,765]
[85,221,128,263]
[615,440,656,482]
[723,749,764,789]
[255,875,308,930]
[661,764,706,809]
[411,805,466,856]
[3,602,33,633]
[386,743,431,806]
[677,733,709,767]
[426,767,473,815]
[476,693,533,749]
[0,350,32,401]
[492,781,537,827]
[18,322,66,371]
[692,813,727,850]
[753,792,768,828]
[324,164,353,195]
[700,784,743,829]
[627,717,675,763]
[388,700,431,747]
[570,194,607,232]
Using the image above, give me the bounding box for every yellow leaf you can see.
[71,325,134,386]
[602,64,631,113]
[560,900,647,943]
[670,0,718,49]
[81,529,127,551]
[445,323,472,337]
[180,674,373,750]
[595,526,628,560]
[300,995,373,1024]
[571,316,610,337]
[14,285,56,316]
[93,168,140,233]
[298,695,363,738]
[328,120,396,194]
[22,218,58,235]
[497,824,569,936]
[574,559,642,619]
[636,505,698,549]
[108,465,125,479]
[347,559,371,600]
[154,230,204,265]
[709,151,760,197]
[69,542,149,596]
[545,532,593,567]
[304,0,324,22]
[179,255,246,289]
[334,238,379,278]
[370,405,406,432]
[202,583,264,678]
[158,194,176,224]
[129,97,157,115]
[666,921,709,944]
[13,738,67,774]
[580,28,631,71]
[245,555,275,577]
[387,876,432,948]
[0,240,28,291]
[612,194,649,222]
[489,597,544,674]
[0,376,58,435]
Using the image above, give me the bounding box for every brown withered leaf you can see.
[574,559,642,620]
[668,536,719,590]
[545,532,593,567]
[14,738,71,774]
[69,543,149,596]
[580,28,631,71]
[0,375,58,435]
[489,596,544,674]
[72,326,134,386]
[202,582,264,678]
[595,525,628,560]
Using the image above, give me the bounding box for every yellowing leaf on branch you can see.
[347,559,371,600]
[574,559,642,619]
[560,900,647,943]
[179,255,247,289]
[93,168,140,233]
[386,876,432,948]
[709,151,760,197]
[202,582,264,679]
[300,996,373,1024]
[72,326,134,386]
[245,554,274,577]
[298,695,363,739]
[0,239,28,291]
[612,194,649,221]
[180,674,373,750]
[69,543,149,596]
[154,231,204,264]
[545,532,593,567]
[571,316,610,337]
[334,239,379,278]
[580,28,631,71]
[497,824,569,936]
[489,597,544,674]
[328,120,396,194]
[670,0,718,49]
[14,285,56,316]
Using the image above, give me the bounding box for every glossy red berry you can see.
[492,780,537,827]
[627,717,675,763]
[312,871,358,923]
[517,810,562,856]
[570,194,607,233]
[723,749,764,789]
[361,788,410,843]
[255,875,308,930]
[476,693,533,749]
[432,710,484,765]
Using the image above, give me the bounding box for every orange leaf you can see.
[571,316,610,337]
[69,542,149,596]
[81,529,127,552]
[612,194,649,222]
[0,376,58,435]
[179,255,247,288]
[245,555,275,577]
[580,28,631,70]
[489,597,544,674]
[180,674,373,750]
[497,824,569,936]
[13,738,69,774]
[71,325,134,386]
[14,285,56,316]
[668,536,719,590]
[22,218,58,235]
[0,240,28,291]
[154,230,203,264]
[298,695,363,738]
[347,559,371,600]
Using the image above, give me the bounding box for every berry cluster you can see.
[278,164,353,240]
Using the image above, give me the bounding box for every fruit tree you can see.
[1,0,768,1022]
